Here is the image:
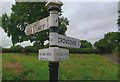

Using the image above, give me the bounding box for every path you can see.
[102,55,119,64]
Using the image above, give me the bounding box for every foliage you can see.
[68,40,96,54]
[33,41,40,49]
[2,2,48,46]
[23,46,38,53]
[118,13,120,25]
[2,48,10,53]
[10,45,23,53]
[94,32,120,53]
[69,48,99,54]
[2,53,118,80]
[80,40,93,48]
[2,45,38,53]
[104,32,120,52]
[2,2,69,48]
[58,16,69,35]
[117,2,120,31]
[0,16,1,26]
[0,46,2,52]
[44,44,49,48]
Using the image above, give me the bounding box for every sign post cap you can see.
[45,0,63,8]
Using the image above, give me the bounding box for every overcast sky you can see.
[0,0,119,48]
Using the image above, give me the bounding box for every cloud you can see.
[63,2,118,44]
[16,41,33,47]
[0,2,14,48]
[0,27,13,48]
[1,2,15,16]
[61,0,119,2]
[0,2,118,48]
[0,27,33,48]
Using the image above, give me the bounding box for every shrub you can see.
[10,45,23,53]
[2,48,10,53]
[69,48,100,54]
[23,46,38,53]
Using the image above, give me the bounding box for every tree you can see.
[58,16,69,35]
[10,45,23,53]
[94,32,120,53]
[94,39,111,53]
[80,40,93,48]
[23,46,37,53]
[0,16,1,26]
[104,32,120,52]
[2,2,69,48]
[118,2,120,31]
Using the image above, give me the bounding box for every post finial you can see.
[45,0,63,8]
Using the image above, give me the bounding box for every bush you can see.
[10,45,23,53]
[69,48,100,54]
[23,46,38,53]
[2,45,38,53]
[2,48,10,53]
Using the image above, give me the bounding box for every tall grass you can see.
[2,53,118,80]
[59,54,118,80]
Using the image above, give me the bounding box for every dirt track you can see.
[102,55,119,64]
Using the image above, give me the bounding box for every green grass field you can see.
[1,53,118,80]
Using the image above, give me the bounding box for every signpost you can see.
[39,47,69,61]
[25,0,81,81]
[50,33,80,48]
[46,1,63,81]
[25,17,49,35]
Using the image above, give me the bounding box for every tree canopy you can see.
[118,2,120,31]
[0,16,1,26]
[117,12,120,31]
[94,32,120,53]
[80,40,93,48]
[2,2,69,48]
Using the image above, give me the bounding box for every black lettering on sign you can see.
[47,53,51,56]
[62,38,65,43]
[69,40,71,45]
[42,24,45,29]
[58,37,77,46]
[30,29,32,33]
[72,41,76,45]
[38,25,42,30]
[65,39,68,44]
[67,40,69,44]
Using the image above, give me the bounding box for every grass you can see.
[2,53,118,80]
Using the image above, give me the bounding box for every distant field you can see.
[2,53,118,80]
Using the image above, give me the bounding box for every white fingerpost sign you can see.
[39,47,69,61]
[50,33,81,48]
[25,17,49,35]
[24,0,81,62]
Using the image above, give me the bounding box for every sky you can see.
[0,0,119,48]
